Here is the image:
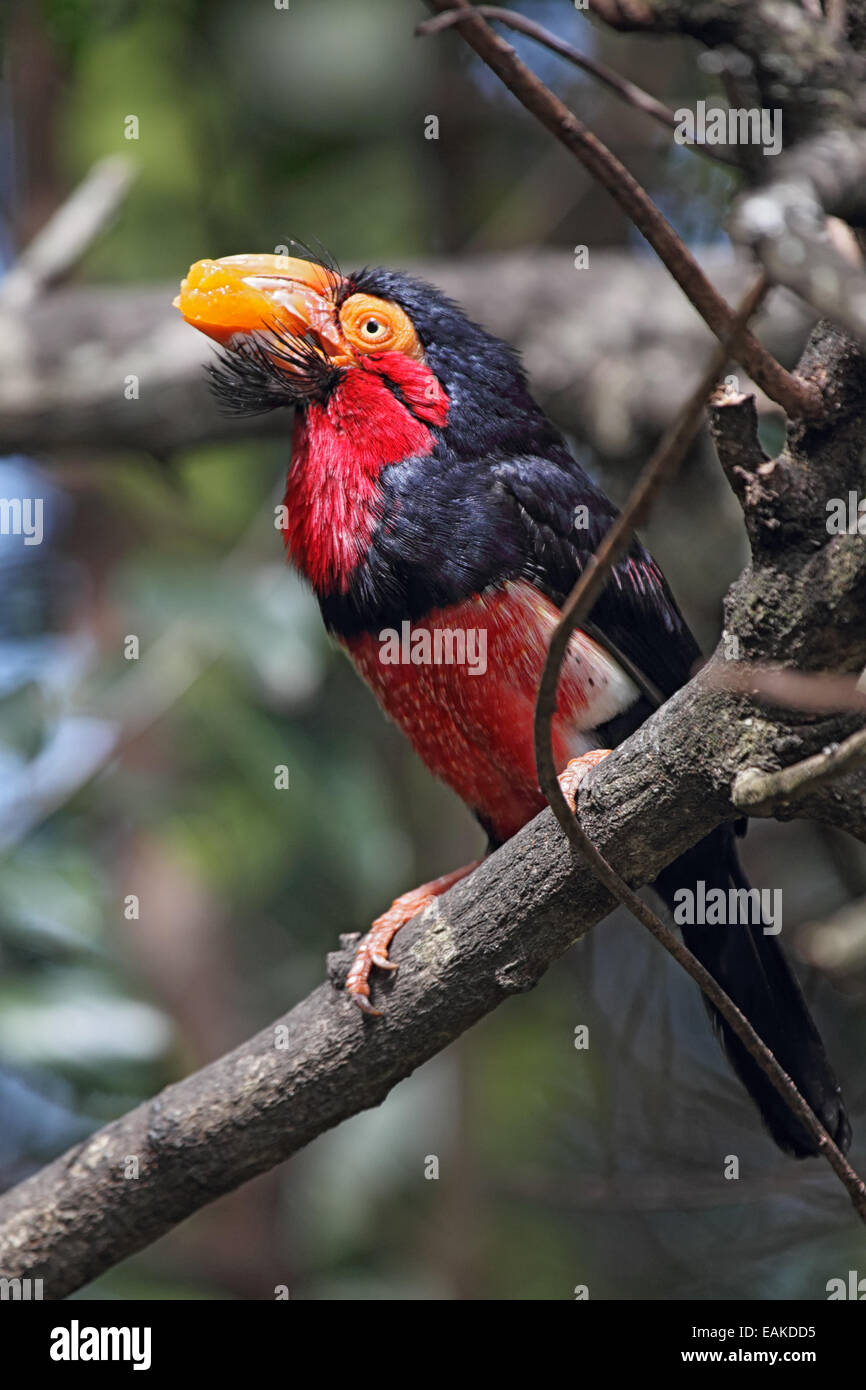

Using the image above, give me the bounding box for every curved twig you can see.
[531,275,866,1221]
[417,5,739,165]
[419,0,823,419]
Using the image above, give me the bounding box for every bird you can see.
[175,249,851,1158]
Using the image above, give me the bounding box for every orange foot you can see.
[558,748,612,809]
[346,860,481,1015]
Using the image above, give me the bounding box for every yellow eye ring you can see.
[339,292,423,360]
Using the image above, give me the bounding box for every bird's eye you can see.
[338,291,423,360]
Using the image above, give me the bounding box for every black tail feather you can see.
[655,827,851,1158]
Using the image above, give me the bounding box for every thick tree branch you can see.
[3,651,866,1295]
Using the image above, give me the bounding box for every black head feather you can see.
[347,267,565,460]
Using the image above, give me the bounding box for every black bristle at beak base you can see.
[206,326,342,416]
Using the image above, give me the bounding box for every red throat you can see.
[283,355,449,595]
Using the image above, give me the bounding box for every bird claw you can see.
[558,749,612,809]
[371,952,399,971]
[349,989,382,1017]
[341,861,480,1016]
[344,928,403,1016]
[344,896,432,1015]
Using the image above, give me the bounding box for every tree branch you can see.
[587,0,866,340]
[733,725,866,814]
[0,252,812,460]
[0,156,135,308]
[532,276,866,1210]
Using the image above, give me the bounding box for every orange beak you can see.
[174,253,351,364]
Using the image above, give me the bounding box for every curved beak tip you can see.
[174,253,344,352]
